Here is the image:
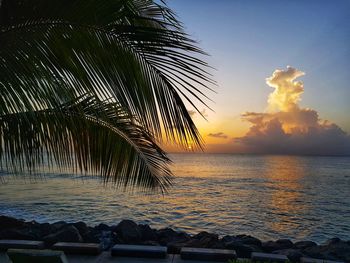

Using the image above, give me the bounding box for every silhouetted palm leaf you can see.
[0,0,213,190]
[0,95,172,192]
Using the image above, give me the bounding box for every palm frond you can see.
[0,0,214,148]
[0,0,214,190]
[0,95,172,192]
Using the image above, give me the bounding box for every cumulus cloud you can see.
[208,132,228,139]
[235,66,350,155]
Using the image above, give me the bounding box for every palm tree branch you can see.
[0,95,172,192]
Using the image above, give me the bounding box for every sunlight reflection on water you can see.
[0,154,349,242]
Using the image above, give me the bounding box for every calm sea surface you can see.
[0,154,350,243]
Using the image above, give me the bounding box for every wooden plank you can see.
[111,244,167,258]
[52,242,102,255]
[180,247,236,262]
[0,240,44,250]
[301,257,344,263]
[6,249,68,263]
[251,252,288,262]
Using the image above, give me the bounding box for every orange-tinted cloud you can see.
[235,66,350,155]
[208,132,228,139]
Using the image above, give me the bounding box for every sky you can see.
[165,0,350,155]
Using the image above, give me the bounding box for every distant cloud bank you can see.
[235,66,350,155]
[208,132,228,139]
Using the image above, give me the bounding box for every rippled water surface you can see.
[1,154,350,243]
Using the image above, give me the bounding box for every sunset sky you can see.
[166,0,350,155]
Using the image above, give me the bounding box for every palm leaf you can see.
[0,0,214,147]
[0,0,214,190]
[0,95,172,192]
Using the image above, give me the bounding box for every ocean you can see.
[0,153,349,243]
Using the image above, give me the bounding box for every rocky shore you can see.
[0,215,349,262]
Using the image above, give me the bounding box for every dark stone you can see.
[166,232,192,254]
[51,221,67,232]
[82,230,100,243]
[95,223,111,231]
[156,228,177,240]
[236,234,262,247]
[221,235,235,244]
[99,230,113,250]
[323,237,341,246]
[72,222,88,235]
[277,239,293,248]
[167,242,187,254]
[273,249,303,262]
[225,240,262,258]
[294,241,317,250]
[303,241,350,262]
[39,223,53,237]
[262,239,293,252]
[186,231,219,248]
[0,216,25,231]
[43,225,83,246]
[156,228,181,245]
[325,240,350,262]
[141,240,160,246]
[0,229,35,240]
[138,224,157,241]
[114,220,142,244]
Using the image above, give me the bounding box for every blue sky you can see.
[167,0,350,139]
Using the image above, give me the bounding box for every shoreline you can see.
[0,215,349,262]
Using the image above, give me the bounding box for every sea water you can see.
[0,154,349,243]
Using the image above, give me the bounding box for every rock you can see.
[165,232,192,253]
[141,240,160,246]
[236,234,262,247]
[190,231,219,248]
[303,240,350,262]
[81,229,101,243]
[221,235,235,245]
[276,239,294,248]
[72,221,88,235]
[156,228,179,245]
[138,224,157,241]
[43,225,83,246]
[156,228,177,239]
[95,223,111,231]
[114,220,141,243]
[262,239,293,252]
[0,216,25,230]
[294,241,317,250]
[225,241,262,258]
[273,249,303,262]
[325,240,350,262]
[181,231,221,249]
[100,230,113,250]
[38,223,53,237]
[323,237,341,246]
[0,229,35,240]
[51,221,67,232]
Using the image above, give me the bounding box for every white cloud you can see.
[235,66,350,155]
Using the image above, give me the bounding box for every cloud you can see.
[266,66,305,112]
[188,110,196,117]
[235,66,350,155]
[208,132,228,139]
[187,109,208,118]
